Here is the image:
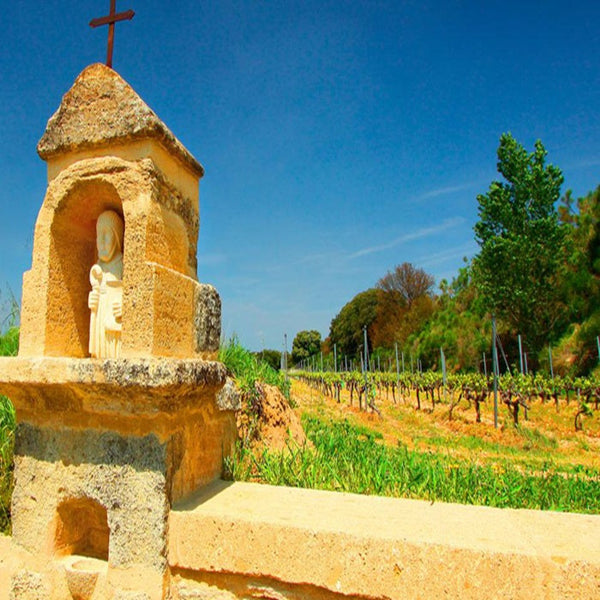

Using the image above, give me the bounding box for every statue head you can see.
[96,210,124,263]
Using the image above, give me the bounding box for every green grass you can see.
[0,395,15,534]
[0,323,17,534]
[219,336,290,400]
[226,414,600,514]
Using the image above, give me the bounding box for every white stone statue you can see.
[88,210,124,358]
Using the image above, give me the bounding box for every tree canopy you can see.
[291,330,322,365]
[329,289,378,358]
[473,133,566,355]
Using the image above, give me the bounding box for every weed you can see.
[229,414,600,514]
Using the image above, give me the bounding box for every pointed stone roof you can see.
[37,63,203,177]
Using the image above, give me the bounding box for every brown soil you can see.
[237,383,306,452]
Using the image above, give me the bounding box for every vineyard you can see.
[291,369,599,433]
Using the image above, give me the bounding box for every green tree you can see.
[473,133,566,355]
[291,330,322,365]
[410,265,490,371]
[329,289,378,358]
[553,185,600,374]
[254,349,282,371]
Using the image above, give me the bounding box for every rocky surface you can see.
[37,63,203,177]
[236,383,306,451]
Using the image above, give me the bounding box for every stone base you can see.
[0,357,238,600]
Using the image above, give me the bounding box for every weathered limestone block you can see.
[168,482,600,600]
[9,570,49,600]
[12,425,169,568]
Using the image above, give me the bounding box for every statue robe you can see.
[89,256,123,358]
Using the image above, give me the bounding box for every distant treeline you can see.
[280,134,600,377]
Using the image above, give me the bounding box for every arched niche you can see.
[46,180,123,357]
[54,497,109,561]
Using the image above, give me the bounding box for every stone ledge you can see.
[0,357,228,418]
[169,481,600,599]
[0,356,226,389]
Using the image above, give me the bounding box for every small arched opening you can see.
[54,497,109,561]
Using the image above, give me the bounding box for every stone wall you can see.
[2,480,598,599]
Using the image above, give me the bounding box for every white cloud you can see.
[347,217,464,259]
[416,182,479,201]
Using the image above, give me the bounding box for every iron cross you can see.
[89,1,135,69]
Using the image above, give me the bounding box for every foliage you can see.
[377,262,434,307]
[219,336,290,400]
[0,395,15,534]
[329,289,378,358]
[228,414,600,514]
[0,322,17,534]
[552,186,600,374]
[254,349,282,372]
[0,327,18,357]
[291,330,322,365]
[473,133,566,356]
[409,265,490,371]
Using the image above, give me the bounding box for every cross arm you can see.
[90,9,135,28]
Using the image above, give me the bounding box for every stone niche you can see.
[19,62,219,360]
[0,64,238,600]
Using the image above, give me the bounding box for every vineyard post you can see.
[518,334,524,374]
[597,336,600,363]
[401,351,405,373]
[492,315,499,429]
[548,345,554,379]
[395,343,400,388]
[334,344,337,373]
[482,352,487,376]
[440,347,447,403]
[345,355,348,372]
[283,333,288,374]
[524,352,528,374]
[410,354,413,373]
[363,326,369,407]
[320,352,324,395]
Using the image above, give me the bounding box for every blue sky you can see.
[1,1,599,351]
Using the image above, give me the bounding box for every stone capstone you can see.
[37,63,203,178]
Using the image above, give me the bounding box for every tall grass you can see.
[227,415,600,514]
[0,395,15,534]
[0,316,18,534]
[219,336,290,400]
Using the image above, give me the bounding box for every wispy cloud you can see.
[563,157,600,171]
[347,217,464,259]
[418,243,477,268]
[416,182,479,201]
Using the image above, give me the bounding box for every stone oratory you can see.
[0,63,238,599]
